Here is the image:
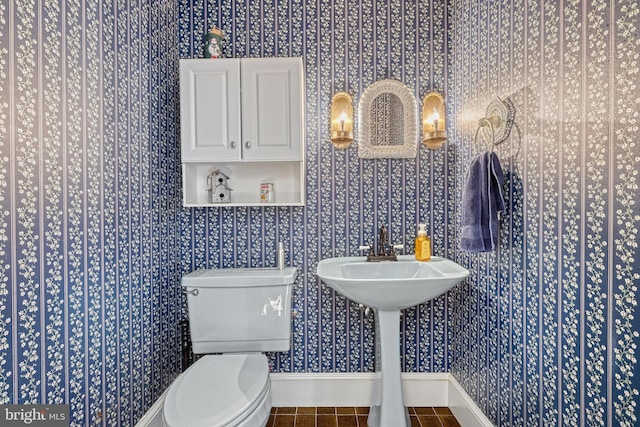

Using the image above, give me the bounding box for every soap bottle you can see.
[415,223,431,261]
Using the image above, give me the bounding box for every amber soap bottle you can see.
[414,223,431,261]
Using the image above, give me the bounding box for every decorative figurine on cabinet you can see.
[207,169,232,203]
[204,26,225,59]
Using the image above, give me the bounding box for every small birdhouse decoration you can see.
[207,170,232,203]
[204,26,225,59]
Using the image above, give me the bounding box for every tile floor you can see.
[267,407,461,427]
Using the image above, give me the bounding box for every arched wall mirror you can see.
[357,79,418,159]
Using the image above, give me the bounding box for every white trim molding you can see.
[135,387,169,427]
[269,372,450,407]
[448,375,494,427]
[135,373,493,427]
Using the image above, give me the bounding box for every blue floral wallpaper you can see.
[179,0,449,376]
[0,0,183,425]
[1,0,639,427]
[447,1,640,426]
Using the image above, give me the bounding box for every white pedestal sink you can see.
[316,255,469,427]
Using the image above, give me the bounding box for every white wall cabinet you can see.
[179,57,305,206]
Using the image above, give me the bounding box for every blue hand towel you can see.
[460,151,505,252]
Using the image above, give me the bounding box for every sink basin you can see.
[316,254,469,427]
[316,255,469,310]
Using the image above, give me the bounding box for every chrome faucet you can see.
[359,225,403,262]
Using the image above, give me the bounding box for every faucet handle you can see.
[358,245,375,256]
[390,244,404,256]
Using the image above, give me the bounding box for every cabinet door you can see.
[240,57,303,161]
[180,59,242,161]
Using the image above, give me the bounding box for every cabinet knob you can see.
[229,141,237,149]
[244,141,251,149]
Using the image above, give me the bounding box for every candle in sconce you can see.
[338,111,349,132]
[421,92,447,149]
[330,91,354,149]
[425,108,440,133]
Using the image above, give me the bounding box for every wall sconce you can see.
[421,92,447,149]
[330,92,354,149]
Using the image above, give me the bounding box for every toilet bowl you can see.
[162,267,297,427]
[163,354,271,427]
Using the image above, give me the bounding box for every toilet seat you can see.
[163,354,271,427]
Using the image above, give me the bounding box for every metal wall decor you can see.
[474,96,517,152]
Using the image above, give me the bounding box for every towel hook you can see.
[474,96,517,153]
[474,118,496,152]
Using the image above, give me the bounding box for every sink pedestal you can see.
[367,309,410,427]
[315,256,470,427]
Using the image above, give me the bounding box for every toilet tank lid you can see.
[182,267,297,287]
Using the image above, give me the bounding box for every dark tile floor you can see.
[267,407,462,427]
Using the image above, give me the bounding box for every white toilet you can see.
[163,267,297,427]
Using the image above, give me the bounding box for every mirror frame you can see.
[357,79,418,159]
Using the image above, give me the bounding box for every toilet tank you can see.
[182,267,297,354]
